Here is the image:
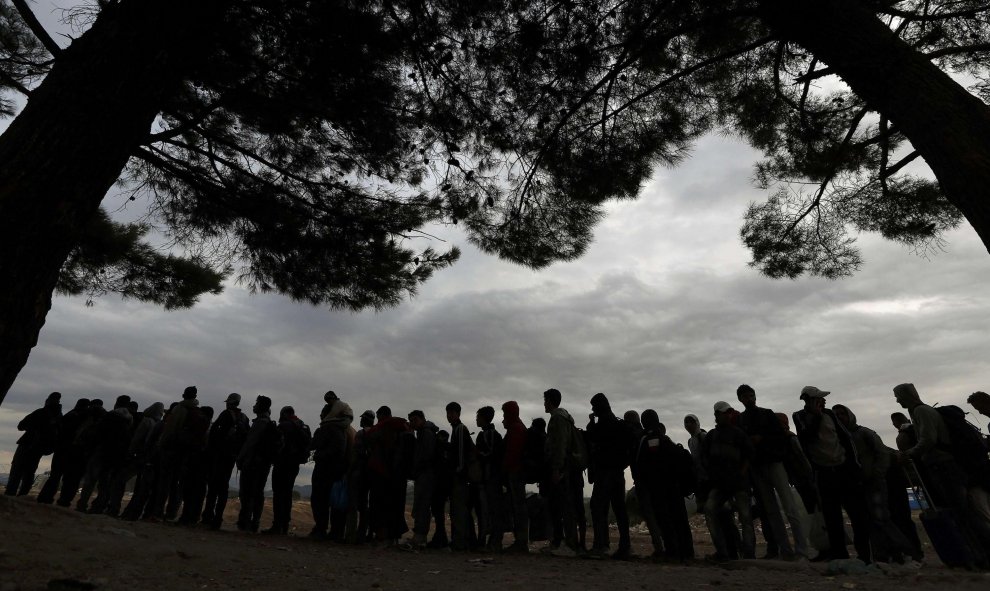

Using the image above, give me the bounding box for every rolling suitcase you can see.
[908,464,980,569]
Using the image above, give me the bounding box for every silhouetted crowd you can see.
[6,384,990,569]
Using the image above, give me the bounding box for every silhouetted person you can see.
[636,411,694,561]
[834,404,916,564]
[177,405,215,525]
[120,402,167,521]
[737,384,807,559]
[150,386,199,521]
[702,401,755,561]
[586,392,632,559]
[264,406,311,534]
[76,395,133,513]
[346,409,374,544]
[406,410,437,547]
[543,388,581,557]
[970,391,990,446]
[793,386,870,563]
[6,392,61,496]
[366,406,410,545]
[201,393,249,529]
[310,400,352,539]
[524,418,547,487]
[38,397,89,504]
[447,401,476,551]
[475,405,504,551]
[895,383,990,566]
[501,401,529,552]
[105,401,165,516]
[428,429,452,548]
[237,395,281,532]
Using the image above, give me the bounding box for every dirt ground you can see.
[1,494,989,591]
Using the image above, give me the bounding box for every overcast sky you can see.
[4,3,990,483]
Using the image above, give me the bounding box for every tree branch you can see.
[0,69,31,96]
[11,0,62,56]
[881,150,920,178]
[924,43,990,60]
[879,5,990,22]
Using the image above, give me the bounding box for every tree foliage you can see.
[388,0,987,278]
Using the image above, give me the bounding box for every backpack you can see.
[568,425,589,472]
[284,420,313,464]
[935,405,990,481]
[178,407,210,451]
[221,412,250,458]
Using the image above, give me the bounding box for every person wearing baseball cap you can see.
[701,399,755,561]
[201,393,249,529]
[793,386,870,563]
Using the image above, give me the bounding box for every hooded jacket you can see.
[15,403,62,455]
[159,398,199,450]
[502,401,527,475]
[792,407,860,472]
[838,406,892,485]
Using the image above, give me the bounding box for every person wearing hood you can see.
[895,383,990,566]
[237,395,282,532]
[405,410,438,547]
[502,401,529,552]
[834,404,920,564]
[38,397,89,504]
[793,386,870,563]
[263,406,312,535]
[6,391,62,496]
[586,392,633,559]
[701,401,755,561]
[309,399,352,539]
[635,411,694,562]
[201,393,250,529]
[543,388,581,557]
[75,395,133,513]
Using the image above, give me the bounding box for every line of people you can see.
[5,384,990,569]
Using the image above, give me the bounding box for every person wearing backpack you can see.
[149,386,199,521]
[5,391,62,497]
[38,397,89,505]
[309,401,351,540]
[542,388,581,557]
[895,383,990,564]
[636,411,694,562]
[263,406,312,535]
[237,395,282,532]
[586,392,633,560]
[177,405,215,524]
[201,393,249,529]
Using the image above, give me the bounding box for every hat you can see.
[225,393,241,404]
[800,386,829,399]
[360,409,375,420]
[713,401,733,413]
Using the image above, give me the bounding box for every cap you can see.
[225,393,241,404]
[713,401,733,413]
[800,386,830,399]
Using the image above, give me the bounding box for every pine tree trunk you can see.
[0,0,218,404]
[761,0,990,251]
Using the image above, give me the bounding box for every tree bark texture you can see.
[0,0,221,404]
[761,0,990,253]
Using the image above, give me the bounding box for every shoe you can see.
[504,542,529,554]
[611,547,632,561]
[540,542,560,555]
[261,526,285,535]
[705,553,730,564]
[307,529,327,540]
[760,553,780,560]
[551,544,578,558]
